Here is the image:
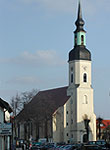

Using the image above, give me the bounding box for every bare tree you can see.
[21,89,38,104]
[10,89,38,115]
[11,90,58,141]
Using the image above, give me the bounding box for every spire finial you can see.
[78,0,82,20]
[75,0,85,33]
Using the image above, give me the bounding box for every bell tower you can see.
[67,1,96,142]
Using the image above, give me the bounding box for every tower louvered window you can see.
[83,73,87,82]
[81,35,84,45]
[71,73,73,83]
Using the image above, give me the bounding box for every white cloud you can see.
[18,50,65,66]
[15,0,75,14]
[3,0,110,19]
[6,76,40,85]
[0,50,65,67]
[17,0,110,15]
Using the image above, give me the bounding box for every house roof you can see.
[97,120,110,129]
[0,98,13,113]
[16,86,70,121]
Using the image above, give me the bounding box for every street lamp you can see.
[97,117,103,140]
[84,118,90,142]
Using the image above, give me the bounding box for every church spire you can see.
[68,0,91,62]
[77,1,82,21]
[75,1,85,33]
[74,1,86,47]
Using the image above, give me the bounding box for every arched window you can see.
[71,73,73,83]
[81,35,84,45]
[83,95,88,104]
[83,73,87,82]
[83,134,87,143]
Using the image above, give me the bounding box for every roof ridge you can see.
[39,85,68,93]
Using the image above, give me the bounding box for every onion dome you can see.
[69,46,91,61]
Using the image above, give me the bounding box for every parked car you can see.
[62,145,76,150]
[16,139,26,148]
[95,140,106,147]
[83,144,102,150]
[87,140,107,150]
[55,145,62,150]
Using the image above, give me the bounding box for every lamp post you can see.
[84,118,90,142]
[97,117,103,140]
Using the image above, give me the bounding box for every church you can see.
[15,1,96,143]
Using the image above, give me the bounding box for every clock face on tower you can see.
[82,66,87,71]
[71,67,73,71]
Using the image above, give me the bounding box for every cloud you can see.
[16,0,110,15]
[6,76,40,85]
[12,0,75,14]
[3,0,110,19]
[0,50,65,67]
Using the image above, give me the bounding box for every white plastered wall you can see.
[67,60,96,142]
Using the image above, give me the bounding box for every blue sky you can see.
[0,0,110,119]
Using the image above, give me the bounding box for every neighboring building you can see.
[0,98,12,150]
[15,1,96,143]
[96,119,110,141]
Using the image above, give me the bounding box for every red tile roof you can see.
[97,120,110,129]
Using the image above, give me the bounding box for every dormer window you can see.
[83,73,87,82]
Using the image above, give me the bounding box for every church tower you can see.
[67,1,96,142]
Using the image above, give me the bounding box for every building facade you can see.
[0,98,12,150]
[53,2,96,143]
[96,119,110,141]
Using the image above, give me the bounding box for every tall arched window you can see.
[71,73,73,83]
[83,73,87,82]
[83,95,88,104]
[81,35,84,45]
